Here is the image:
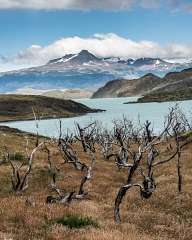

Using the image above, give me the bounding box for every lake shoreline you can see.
[0,94,105,123]
[124,98,192,104]
[2,97,192,137]
[0,125,49,139]
[0,110,105,124]
[124,90,192,104]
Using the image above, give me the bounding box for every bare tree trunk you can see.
[114,185,131,223]
[177,150,182,192]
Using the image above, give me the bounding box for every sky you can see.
[0,0,192,71]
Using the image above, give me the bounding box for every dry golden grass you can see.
[0,127,192,240]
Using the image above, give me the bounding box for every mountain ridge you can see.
[92,73,162,98]
[92,68,192,99]
[0,50,192,93]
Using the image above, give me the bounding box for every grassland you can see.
[0,126,192,240]
[0,94,101,122]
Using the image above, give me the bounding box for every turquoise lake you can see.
[2,97,192,137]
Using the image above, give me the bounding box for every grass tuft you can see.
[56,214,99,229]
[9,152,25,161]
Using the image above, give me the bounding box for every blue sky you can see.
[0,0,192,70]
[0,8,192,56]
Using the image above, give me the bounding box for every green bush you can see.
[56,214,99,229]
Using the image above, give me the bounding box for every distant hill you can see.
[134,89,192,103]
[0,95,101,122]
[92,68,192,100]
[92,73,161,98]
[42,89,92,99]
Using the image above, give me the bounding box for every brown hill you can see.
[92,73,162,98]
[92,68,192,99]
[0,94,101,122]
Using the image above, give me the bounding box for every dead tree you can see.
[75,122,97,153]
[152,110,192,192]
[107,125,133,169]
[56,122,97,201]
[46,172,75,204]
[114,107,192,223]
[58,138,96,198]
[96,128,113,159]
[32,107,40,147]
[8,141,45,193]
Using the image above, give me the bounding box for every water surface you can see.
[2,97,192,137]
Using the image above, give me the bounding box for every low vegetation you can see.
[0,106,192,239]
[56,215,99,229]
[131,89,192,103]
[8,152,26,161]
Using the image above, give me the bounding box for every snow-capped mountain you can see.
[130,58,169,67]
[0,50,192,94]
[45,50,172,69]
[48,50,100,65]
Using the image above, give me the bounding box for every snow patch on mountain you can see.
[1,50,192,94]
[165,58,192,64]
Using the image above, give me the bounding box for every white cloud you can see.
[2,33,192,71]
[0,0,189,10]
[0,0,142,10]
[0,0,191,15]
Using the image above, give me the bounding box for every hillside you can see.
[92,73,161,98]
[0,123,192,240]
[135,89,192,103]
[92,68,192,99]
[0,94,101,122]
[125,68,192,103]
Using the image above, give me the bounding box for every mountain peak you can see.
[142,73,160,79]
[47,50,99,65]
[79,49,91,55]
[75,50,99,62]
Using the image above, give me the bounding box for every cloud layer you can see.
[0,0,142,10]
[0,0,191,11]
[4,33,192,68]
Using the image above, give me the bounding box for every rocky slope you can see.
[92,68,192,99]
[92,73,162,98]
